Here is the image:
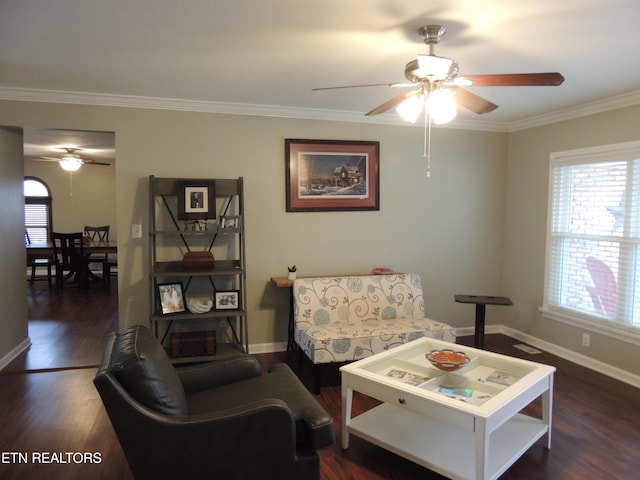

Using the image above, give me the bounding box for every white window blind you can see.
[23,177,52,244]
[543,141,640,333]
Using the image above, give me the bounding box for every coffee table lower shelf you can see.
[347,403,548,480]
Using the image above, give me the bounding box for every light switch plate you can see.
[131,224,142,238]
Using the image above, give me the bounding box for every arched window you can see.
[24,176,53,243]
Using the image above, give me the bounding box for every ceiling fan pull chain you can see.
[423,92,432,178]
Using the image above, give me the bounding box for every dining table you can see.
[26,239,117,256]
[27,239,117,288]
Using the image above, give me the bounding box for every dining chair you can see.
[25,230,54,288]
[84,225,113,286]
[84,225,110,243]
[52,232,86,292]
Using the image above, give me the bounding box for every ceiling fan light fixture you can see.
[451,77,474,86]
[429,89,457,124]
[59,156,82,172]
[416,54,454,80]
[396,94,424,123]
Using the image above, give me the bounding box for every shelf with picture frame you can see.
[148,176,248,360]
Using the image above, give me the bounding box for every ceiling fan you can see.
[313,24,565,119]
[36,147,111,171]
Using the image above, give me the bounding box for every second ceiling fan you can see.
[37,147,111,171]
[313,25,565,120]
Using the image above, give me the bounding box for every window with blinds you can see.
[24,177,52,244]
[543,140,640,335]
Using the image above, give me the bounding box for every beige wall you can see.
[0,126,28,365]
[503,104,640,376]
[0,100,507,355]
[3,97,638,378]
[24,157,117,238]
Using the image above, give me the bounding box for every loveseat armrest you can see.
[177,355,262,395]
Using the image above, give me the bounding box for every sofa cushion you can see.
[293,274,456,364]
[295,316,455,363]
[108,325,188,416]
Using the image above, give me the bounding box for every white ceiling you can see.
[22,128,115,164]
[3,0,640,132]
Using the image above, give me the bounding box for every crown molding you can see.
[508,89,640,131]
[1,86,639,133]
[0,86,501,129]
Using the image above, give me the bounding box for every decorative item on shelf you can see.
[220,215,240,230]
[170,330,216,358]
[157,282,187,315]
[288,265,297,280]
[372,265,396,275]
[176,180,216,221]
[426,349,470,372]
[187,296,213,314]
[183,219,208,231]
[181,251,215,271]
[214,290,240,310]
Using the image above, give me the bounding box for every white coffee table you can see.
[340,337,555,480]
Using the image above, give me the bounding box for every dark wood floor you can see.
[1,282,639,479]
[4,279,119,373]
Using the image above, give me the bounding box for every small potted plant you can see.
[287,265,297,280]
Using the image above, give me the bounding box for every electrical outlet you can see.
[582,333,590,347]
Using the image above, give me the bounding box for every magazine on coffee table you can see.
[486,370,520,386]
[438,385,493,406]
[386,368,431,386]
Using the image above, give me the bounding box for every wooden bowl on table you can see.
[426,349,470,372]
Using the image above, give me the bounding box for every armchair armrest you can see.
[177,355,261,395]
[100,372,303,480]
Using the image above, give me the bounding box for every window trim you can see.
[543,140,640,346]
[540,306,640,346]
[24,176,53,243]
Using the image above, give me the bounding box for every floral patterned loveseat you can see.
[293,273,456,391]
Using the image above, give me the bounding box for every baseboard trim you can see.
[452,325,640,389]
[249,325,640,389]
[0,337,31,371]
[497,325,640,389]
[248,341,288,355]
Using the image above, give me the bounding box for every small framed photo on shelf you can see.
[220,215,240,230]
[157,282,187,315]
[214,290,240,310]
[177,180,216,221]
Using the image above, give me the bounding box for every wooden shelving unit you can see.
[149,176,247,360]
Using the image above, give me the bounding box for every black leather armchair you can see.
[94,325,334,479]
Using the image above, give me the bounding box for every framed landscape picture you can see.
[285,139,380,212]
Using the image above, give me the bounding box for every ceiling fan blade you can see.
[36,156,62,162]
[365,89,421,116]
[459,72,565,87]
[450,87,498,114]
[35,155,110,166]
[85,160,111,166]
[312,82,415,91]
